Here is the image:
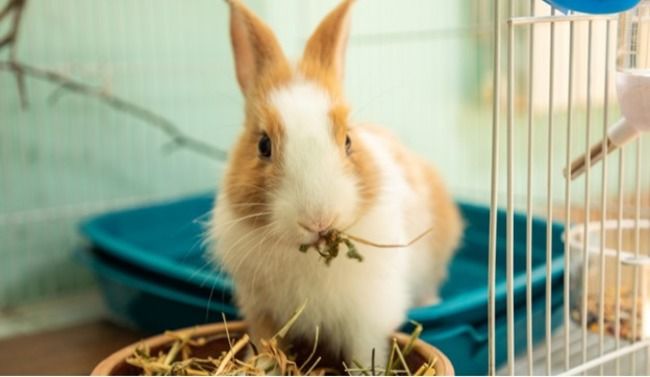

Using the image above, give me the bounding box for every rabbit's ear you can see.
[227,0,288,95]
[300,0,355,84]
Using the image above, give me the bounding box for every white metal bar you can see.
[646,4,650,68]
[506,0,515,373]
[488,0,502,374]
[597,19,612,376]
[631,138,642,375]
[637,5,650,374]
[564,17,576,374]
[581,19,594,371]
[560,339,650,376]
[546,7,557,375]
[510,14,617,26]
[615,149,624,376]
[526,0,535,374]
[627,11,641,376]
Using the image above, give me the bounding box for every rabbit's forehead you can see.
[268,79,339,144]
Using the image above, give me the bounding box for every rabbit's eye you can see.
[258,133,272,159]
[345,135,352,154]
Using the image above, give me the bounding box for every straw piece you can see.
[215,334,250,375]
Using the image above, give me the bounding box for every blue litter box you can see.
[79,193,565,375]
[80,193,564,326]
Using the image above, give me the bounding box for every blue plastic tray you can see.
[80,193,565,327]
[79,247,563,376]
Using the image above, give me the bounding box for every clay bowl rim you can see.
[91,321,454,376]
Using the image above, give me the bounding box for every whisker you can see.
[226,223,278,277]
[225,202,268,207]
[202,223,277,321]
[216,211,274,234]
[206,224,279,314]
[249,227,289,292]
[214,221,277,276]
[191,209,214,225]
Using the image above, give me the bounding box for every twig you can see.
[222,312,234,349]
[0,60,228,161]
[299,326,320,371]
[304,356,322,376]
[393,342,412,376]
[0,1,15,22]
[352,359,371,376]
[214,333,250,375]
[8,1,24,60]
[400,321,423,358]
[273,300,307,341]
[163,338,184,366]
[345,227,433,249]
[0,0,22,49]
[385,338,398,376]
[0,0,28,108]
[0,0,227,161]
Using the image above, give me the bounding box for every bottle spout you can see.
[565,137,618,180]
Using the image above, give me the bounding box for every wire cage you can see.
[1,0,650,375]
[489,0,650,375]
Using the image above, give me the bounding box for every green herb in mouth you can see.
[299,229,363,265]
[298,227,433,265]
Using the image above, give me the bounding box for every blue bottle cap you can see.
[544,0,641,14]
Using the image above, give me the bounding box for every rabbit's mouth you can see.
[296,224,321,245]
[297,229,364,265]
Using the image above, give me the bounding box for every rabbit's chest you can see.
[251,242,410,323]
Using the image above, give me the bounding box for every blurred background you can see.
[1,0,650,374]
[0,0,493,327]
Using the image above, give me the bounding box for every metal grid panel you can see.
[490,0,650,375]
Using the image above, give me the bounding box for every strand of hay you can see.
[299,228,433,265]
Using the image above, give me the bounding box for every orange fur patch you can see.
[224,102,286,224]
[359,125,463,259]
[299,0,354,96]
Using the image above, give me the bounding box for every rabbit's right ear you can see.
[227,0,289,96]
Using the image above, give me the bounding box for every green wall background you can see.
[0,0,482,307]
[2,0,647,308]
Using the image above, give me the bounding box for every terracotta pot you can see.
[92,321,454,376]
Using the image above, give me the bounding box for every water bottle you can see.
[567,1,650,179]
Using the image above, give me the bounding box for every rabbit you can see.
[209,0,463,367]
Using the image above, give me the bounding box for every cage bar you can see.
[526,0,536,373]
[488,0,502,373]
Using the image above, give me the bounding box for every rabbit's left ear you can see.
[300,0,355,83]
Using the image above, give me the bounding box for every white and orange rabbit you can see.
[210,0,462,366]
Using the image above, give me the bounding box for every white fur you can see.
[211,80,437,365]
[268,79,359,241]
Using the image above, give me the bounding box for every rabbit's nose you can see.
[299,216,336,234]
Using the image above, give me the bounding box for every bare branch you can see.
[0,0,227,161]
[0,33,14,50]
[0,61,228,161]
[10,61,27,108]
[8,0,25,60]
[0,0,18,23]
[1,0,28,108]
